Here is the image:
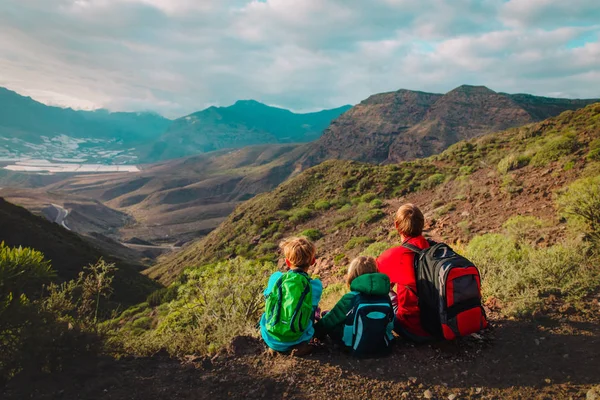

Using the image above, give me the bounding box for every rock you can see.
[475,387,482,394]
[587,387,599,400]
[448,395,457,400]
[545,378,552,384]
[424,389,433,399]
[408,377,418,384]
[401,392,410,399]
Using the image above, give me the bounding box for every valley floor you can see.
[4,295,599,400]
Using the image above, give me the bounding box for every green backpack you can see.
[264,270,313,342]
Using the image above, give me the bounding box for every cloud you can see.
[0,0,598,118]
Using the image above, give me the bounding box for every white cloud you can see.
[0,0,598,118]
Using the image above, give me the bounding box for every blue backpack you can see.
[342,293,394,358]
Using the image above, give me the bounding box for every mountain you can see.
[300,85,599,166]
[144,100,351,161]
[147,103,600,283]
[0,87,172,163]
[0,198,159,306]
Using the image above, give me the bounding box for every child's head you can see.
[346,256,378,288]
[279,236,316,270]
[394,203,424,238]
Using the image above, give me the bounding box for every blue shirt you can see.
[259,271,323,352]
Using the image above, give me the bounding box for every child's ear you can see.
[311,257,316,266]
[285,259,291,268]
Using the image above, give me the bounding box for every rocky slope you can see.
[300,85,599,166]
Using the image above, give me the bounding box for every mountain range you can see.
[0,87,349,163]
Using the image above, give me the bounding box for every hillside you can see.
[0,87,171,163]
[300,85,599,166]
[0,198,159,306]
[144,101,351,162]
[1,144,309,246]
[149,102,600,284]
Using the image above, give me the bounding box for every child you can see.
[377,203,432,342]
[260,236,323,354]
[314,256,394,357]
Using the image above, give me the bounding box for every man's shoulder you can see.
[379,245,409,261]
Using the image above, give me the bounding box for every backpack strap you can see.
[401,242,423,254]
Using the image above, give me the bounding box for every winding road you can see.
[50,203,71,231]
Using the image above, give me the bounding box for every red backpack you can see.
[403,241,488,340]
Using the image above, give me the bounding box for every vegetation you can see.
[300,228,324,241]
[361,242,391,257]
[0,243,116,382]
[345,237,375,250]
[465,234,599,317]
[556,176,600,241]
[497,153,531,174]
[105,258,273,356]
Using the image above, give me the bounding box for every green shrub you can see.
[556,176,600,241]
[497,153,531,174]
[357,209,385,224]
[345,237,375,250]
[465,234,600,316]
[301,229,323,241]
[361,242,390,257]
[435,202,456,217]
[314,200,331,211]
[288,208,313,224]
[457,220,471,235]
[333,253,346,265]
[530,135,578,167]
[360,193,378,203]
[563,160,575,171]
[502,215,544,244]
[132,316,152,330]
[421,173,445,190]
[107,258,274,357]
[146,286,179,307]
[501,174,523,195]
[459,166,474,176]
[338,204,352,213]
[369,199,384,208]
[320,283,347,311]
[586,139,600,161]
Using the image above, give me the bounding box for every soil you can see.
[4,294,599,400]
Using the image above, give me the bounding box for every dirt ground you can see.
[4,293,599,400]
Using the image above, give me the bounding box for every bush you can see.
[503,215,544,244]
[459,166,474,176]
[361,242,390,257]
[345,237,375,250]
[360,193,378,203]
[314,200,331,211]
[421,173,445,190]
[586,139,600,161]
[369,199,384,208]
[333,253,346,265]
[556,176,600,241]
[357,209,385,224]
[107,258,274,357]
[146,286,179,307]
[497,154,531,174]
[530,135,578,167]
[301,229,323,241]
[288,208,313,224]
[465,234,600,316]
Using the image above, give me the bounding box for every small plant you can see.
[360,193,378,203]
[497,153,531,174]
[421,173,445,190]
[357,209,385,224]
[333,253,347,265]
[459,166,474,176]
[457,220,471,235]
[501,174,523,195]
[314,200,331,211]
[369,199,384,208]
[432,199,445,208]
[301,229,323,241]
[288,208,313,224]
[530,135,578,167]
[556,175,600,241]
[345,237,375,250]
[361,242,390,257]
[435,202,456,217]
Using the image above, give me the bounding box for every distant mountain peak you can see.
[449,84,495,94]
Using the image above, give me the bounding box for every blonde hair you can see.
[279,236,316,269]
[395,203,424,237]
[346,256,378,288]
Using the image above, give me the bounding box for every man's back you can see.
[377,236,430,339]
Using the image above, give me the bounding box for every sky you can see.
[1,0,599,118]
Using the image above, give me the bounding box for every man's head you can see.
[279,236,316,270]
[394,203,424,238]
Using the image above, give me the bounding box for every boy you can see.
[377,203,431,342]
[260,236,323,354]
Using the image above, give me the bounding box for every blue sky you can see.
[0,0,599,118]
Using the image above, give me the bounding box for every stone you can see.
[424,389,433,399]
